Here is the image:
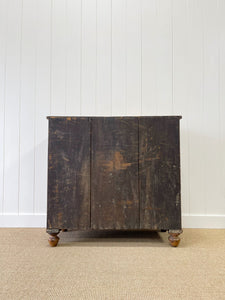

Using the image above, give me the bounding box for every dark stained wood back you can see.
[47,116,182,231]
[47,117,90,230]
[91,117,139,229]
[139,117,181,230]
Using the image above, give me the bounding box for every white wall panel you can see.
[172,0,190,215]
[19,0,36,214]
[3,0,22,214]
[96,0,111,115]
[219,0,225,216]
[81,0,97,115]
[112,0,126,115]
[34,0,51,214]
[0,0,7,214]
[156,0,173,115]
[126,0,142,115]
[0,0,225,227]
[187,0,206,216]
[51,0,67,115]
[66,0,82,115]
[141,0,157,115]
[203,0,222,215]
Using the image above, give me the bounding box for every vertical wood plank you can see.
[172,0,190,215]
[19,0,36,214]
[0,0,7,214]
[3,0,22,214]
[34,0,51,214]
[139,117,182,230]
[47,117,90,230]
[81,0,97,115]
[111,0,126,115]
[51,0,66,115]
[141,0,157,115]
[66,0,82,115]
[126,0,142,115]
[91,117,139,229]
[96,0,111,115]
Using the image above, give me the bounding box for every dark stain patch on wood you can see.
[101,151,133,171]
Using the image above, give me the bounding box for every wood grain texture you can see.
[139,116,182,230]
[91,117,139,229]
[47,117,90,230]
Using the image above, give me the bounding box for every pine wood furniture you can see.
[46,116,182,247]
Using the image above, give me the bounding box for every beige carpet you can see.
[0,229,225,300]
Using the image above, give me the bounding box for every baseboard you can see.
[182,214,225,229]
[0,214,47,227]
[0,214,225,228]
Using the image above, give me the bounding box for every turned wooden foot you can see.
[47,229,60,247]
[168,229,183,247]
[48,234,59,247]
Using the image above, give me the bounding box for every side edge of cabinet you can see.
[47,117,90,230]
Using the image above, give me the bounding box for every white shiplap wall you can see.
[0,0,225,228]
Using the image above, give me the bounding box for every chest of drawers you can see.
[46,116,182,247]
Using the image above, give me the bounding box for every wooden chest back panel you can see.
[91,117,139,230]
[47,117,90,230]
[139,117,181,230]
[47,116,182,231]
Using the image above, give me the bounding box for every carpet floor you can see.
[0,228,224,300]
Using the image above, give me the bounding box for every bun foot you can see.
[48,233,59,247]
[168,230,183,247]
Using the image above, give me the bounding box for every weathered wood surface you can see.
[139,117,182,230]
[91,117,139,229]
[46,116,182,236]
[47,117,90,230]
